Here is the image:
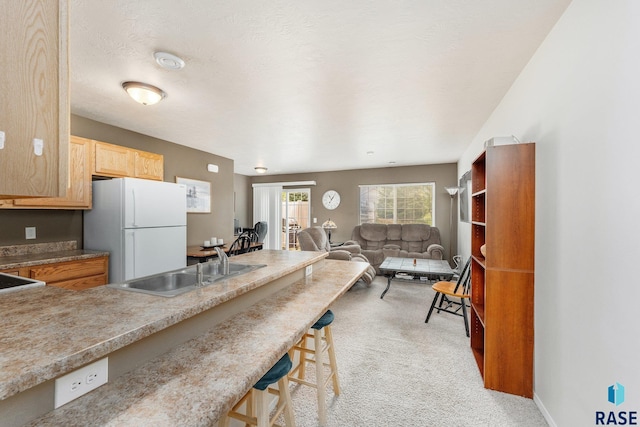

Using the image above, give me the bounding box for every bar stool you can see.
[288,310,340,425]
[219,353,296,427]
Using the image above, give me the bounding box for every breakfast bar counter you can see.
[0,250,367,426]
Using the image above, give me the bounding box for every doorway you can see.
[282,189,310,250]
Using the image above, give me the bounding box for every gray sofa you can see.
[350,223,444,273]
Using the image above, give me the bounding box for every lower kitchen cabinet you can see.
[1,255,109,290]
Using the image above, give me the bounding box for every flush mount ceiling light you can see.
[255,167,268,174]
[154,51,185,70]
[122,81,166,105]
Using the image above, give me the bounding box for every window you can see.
[359,183,435,225]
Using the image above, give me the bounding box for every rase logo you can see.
[596,382,637,425]
[610,383,626,407]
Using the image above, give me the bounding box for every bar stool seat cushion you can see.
[254,353,292,390]
[312,310,334,330]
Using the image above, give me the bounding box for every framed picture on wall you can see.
[176,177,211,213]
[459,170,471,223]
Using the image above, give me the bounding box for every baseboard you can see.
[534,391,557,427]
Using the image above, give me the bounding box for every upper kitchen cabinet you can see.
[9,136,92,209]
[0,0,69,198]
[93,140,164,181]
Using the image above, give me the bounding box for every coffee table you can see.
[378,257,454,299]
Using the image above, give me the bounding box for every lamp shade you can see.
[322,219,337,229]
[445,186,459,196]
[122,81,166,105]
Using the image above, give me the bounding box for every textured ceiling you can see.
[69,0,571,176]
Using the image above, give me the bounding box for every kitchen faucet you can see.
[214,247,230,275]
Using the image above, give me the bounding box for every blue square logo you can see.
[609,382,625,407]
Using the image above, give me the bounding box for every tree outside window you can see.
[359,183,434,225]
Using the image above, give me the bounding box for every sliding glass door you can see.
[282,189,310,250]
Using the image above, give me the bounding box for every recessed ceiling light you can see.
[154,51,185,70]
[366,151,374,156]
[122,81,166,105]
[388,161,396,165]
[255,167,268,174]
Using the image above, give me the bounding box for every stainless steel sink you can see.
[107,262,266,297]
[121,272,197,293]
[198,262,265,277]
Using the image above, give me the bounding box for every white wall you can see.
[457,1,640,425]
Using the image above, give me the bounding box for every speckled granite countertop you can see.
[27,258,367,426]
[0,241,109,270]
[1,249,366,426]
[0,250,325,401]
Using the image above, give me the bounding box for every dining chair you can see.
[424,256,472,336]
[228,234,252,256]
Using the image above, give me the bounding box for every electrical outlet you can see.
[25,227,36,240]
[305,265,313,276]
[54,357,108,408]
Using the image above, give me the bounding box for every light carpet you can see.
[282,275,548,427]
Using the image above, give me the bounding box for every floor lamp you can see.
[445,187,459,263]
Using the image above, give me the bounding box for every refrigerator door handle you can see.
[131,187,137,227]
[131,231,136,276]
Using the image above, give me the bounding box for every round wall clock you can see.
[322,190,341,210]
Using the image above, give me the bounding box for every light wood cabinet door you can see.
[0,0,69,198]
[134,151,164,181]
[92,140,163,181]
[93,141,135,178]
[28,256,109,290]
[11,136,92,209]
[0,268,26,277]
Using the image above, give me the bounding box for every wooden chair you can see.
[228,234,252,256]
[425,256,472,336]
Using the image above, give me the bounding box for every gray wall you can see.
[0,210,83,245]
[250,163,459,260]
[0,115,236,247]
[233,173,252,230]
[1,115,458,259]
[72,115,236,246]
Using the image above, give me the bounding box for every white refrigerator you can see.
[84,177,187,283]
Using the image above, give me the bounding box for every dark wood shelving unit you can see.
[470,143,535,398]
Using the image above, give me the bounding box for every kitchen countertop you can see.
[27,257,367,426]
[0,249,367,426]
[0,241,108,270]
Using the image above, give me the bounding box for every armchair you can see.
[297,227,376,286]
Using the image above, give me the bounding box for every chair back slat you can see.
[452,256,472,294]
[229,234,252,256]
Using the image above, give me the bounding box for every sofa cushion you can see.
[387,224,402,240]
[401,224,431,241]
[359,223,388,250]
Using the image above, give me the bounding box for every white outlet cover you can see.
[305,265,313,276]
[25,227,36,240]
[54,357,108,408]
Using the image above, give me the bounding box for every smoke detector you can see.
[154,51,185,70]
